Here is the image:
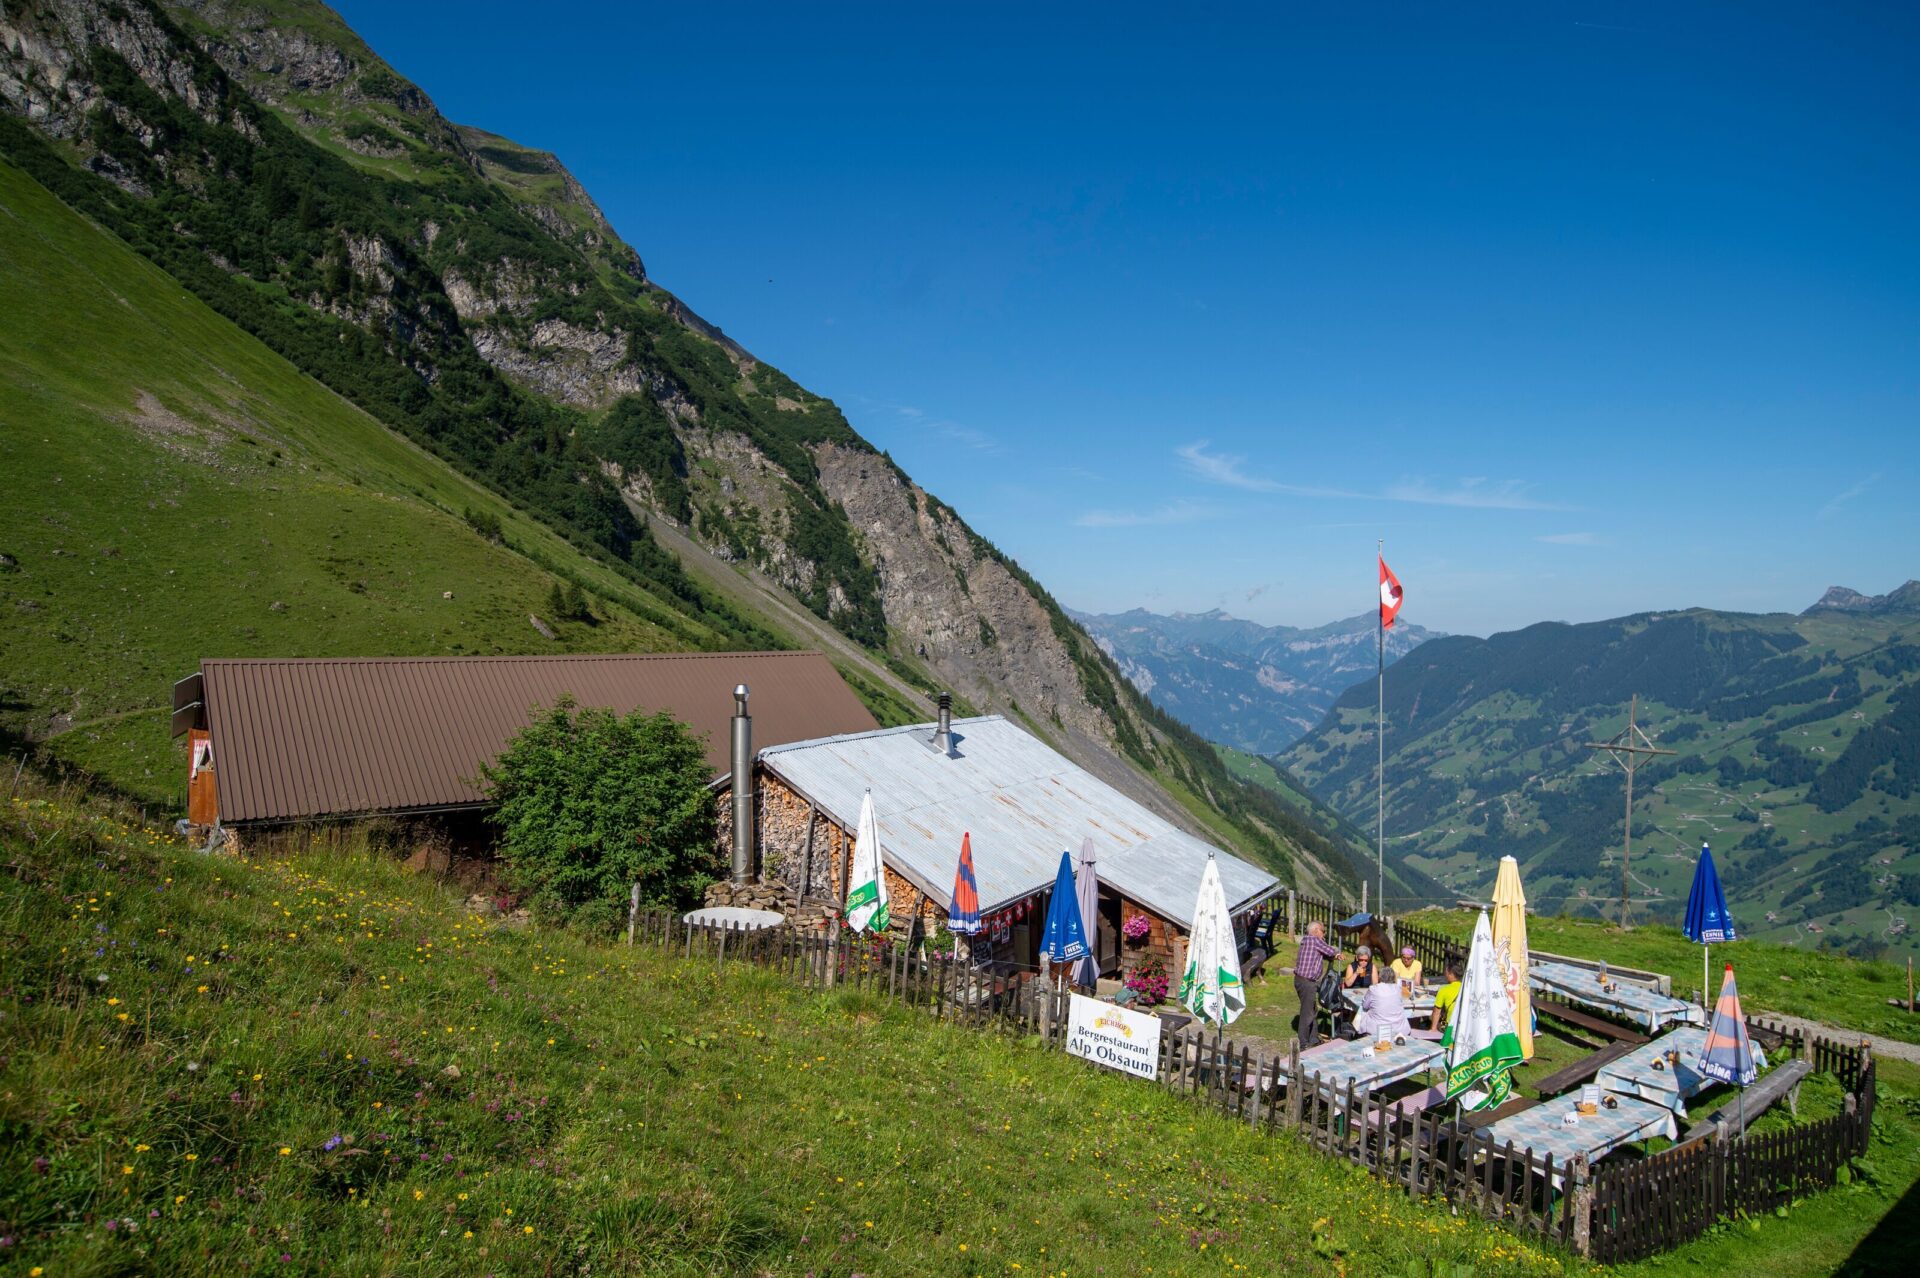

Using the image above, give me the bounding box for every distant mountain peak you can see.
[1803,581,1920,616]
[1073,605,1440,754]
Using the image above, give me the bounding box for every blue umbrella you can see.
[1683,842,1735,1006]
[1039,849,1089,975]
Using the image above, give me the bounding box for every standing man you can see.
[1292,921,1343,1048]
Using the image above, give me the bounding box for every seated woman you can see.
[1341,944,1379,990]
[1353,977,1412,1039]
[1389,946,1422,990]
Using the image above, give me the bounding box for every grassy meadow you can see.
[1,778,1576,1277]
[0,156,761,806]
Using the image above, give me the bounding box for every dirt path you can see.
[1755,1011,1920,1065]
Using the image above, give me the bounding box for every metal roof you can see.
[200,652,877,825]
[759,716,1279,928]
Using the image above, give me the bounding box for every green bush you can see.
[482,696,718,929]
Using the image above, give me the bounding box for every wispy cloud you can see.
[1537,531,1604,546]
[1819,472,1880,520]
[1382,477,1558,510]
[932,421,998,451]
[1177,442,1560,510]
[1075,499,1220,528]
[1176,441,1283,491]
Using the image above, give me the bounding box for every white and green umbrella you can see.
[1177,854,1245,1027]
[844,789,891,935]
[1442,910,1523,1111]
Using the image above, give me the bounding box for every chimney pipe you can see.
[936,691,953,753]
[730,684,753,885]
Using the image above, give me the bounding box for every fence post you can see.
[627,884,639,945]
[1570,1152,1593,1258]
[1287,889,1297,938]
[1286,1038,1303,1127]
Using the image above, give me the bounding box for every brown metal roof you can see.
[199,652,878,825]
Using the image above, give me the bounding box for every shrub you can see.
[482,696,718,929]
[1124,956,1170,1006]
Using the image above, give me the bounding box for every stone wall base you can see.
[703,878,839,930]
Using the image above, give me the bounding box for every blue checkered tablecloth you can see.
[1479,1092,1678,1176]
[1594,1026,1768,1117]
[1530,961,1706,1033]
[1341,984,1439,1015]
[1281,1036,1445,1094]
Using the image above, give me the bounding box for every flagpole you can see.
[1377,538,1386,916]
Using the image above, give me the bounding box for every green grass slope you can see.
[0,154,775,803]
[0,779,1569,1277]
[1281,608,1920,962]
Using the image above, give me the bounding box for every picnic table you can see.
[1341,983,1440,1017]
[1279,1036,1445,1095]
[1594,1026,1769,1117]
[1478,1091,1679,1182]
[1529,961,1704,1034]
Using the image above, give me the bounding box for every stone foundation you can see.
[702,877,839,930]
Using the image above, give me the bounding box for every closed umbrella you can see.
[1491,855,1534,1061]
[1072,837,1101,989]
[1177,854,1246,1028]
[947,832,982,956]
[1038,849,1089,978]
[844,790,891,935]
[1683,842,1735,1009]
[1442,911,1523,1112]
[1698,963,1758,1131]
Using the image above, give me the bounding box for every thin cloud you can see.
[1075,500,1220,528]
[1538,531,1604,546]
[1178,441,1558,510]
[1177,441,1283,491]
[1819,472,1880,520]
[932,421,998,452]
[1382,477,1559,510]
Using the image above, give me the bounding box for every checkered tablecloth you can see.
[1479,1092,1678,1176]
[1342,984,1439,1015]
[1280,1036,1444,1094]
[1530,961,1706,1033]
[1594,1026,1768,1117]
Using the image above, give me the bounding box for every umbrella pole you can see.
[1703,945,1710,1010]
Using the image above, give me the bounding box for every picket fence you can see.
[630,909,1873,1261]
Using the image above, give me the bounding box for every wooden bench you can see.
[1466,1096,1540,1129]
[1533,996,1650,1045]
[1527,1039,1641,1097]
[1675,1059,1814,1144]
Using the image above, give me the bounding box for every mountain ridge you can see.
[1074,604,1440,755]
[1277,589,1920,958]
[0,0,1379,895]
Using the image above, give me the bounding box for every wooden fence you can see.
[633,910,1873,1261]
[1588,1055,1875,1262]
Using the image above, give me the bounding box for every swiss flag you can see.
[1379,556,1404,630]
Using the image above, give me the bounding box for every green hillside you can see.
[1216,743,1448,907]
[0,778,1566,1277]
[0,0,1383,896]
[1280,605,1920,961]
[0,153,846,801]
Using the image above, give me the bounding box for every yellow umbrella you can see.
[1491,855,1534,1061]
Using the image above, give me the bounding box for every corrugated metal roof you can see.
[202,652,877,825]
[760,716,1279,929]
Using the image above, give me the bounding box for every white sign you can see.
[1065,993,1162,1081]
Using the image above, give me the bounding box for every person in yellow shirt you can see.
[1389,945,1422,989]
[1430,960,1463,1033]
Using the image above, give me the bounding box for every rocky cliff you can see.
[0,0,1373,894]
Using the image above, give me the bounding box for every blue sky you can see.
[333,1,1918,636]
